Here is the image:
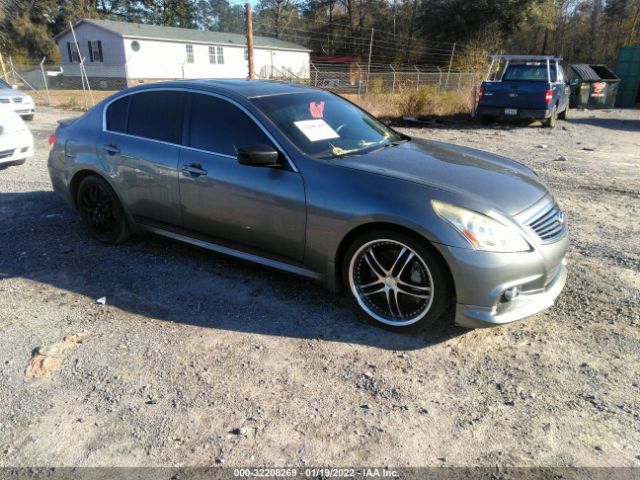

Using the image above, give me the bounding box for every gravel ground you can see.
[0,106,639,468]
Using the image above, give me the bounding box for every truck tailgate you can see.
[481,81,550,109]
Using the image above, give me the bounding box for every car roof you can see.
[124,79,316,99]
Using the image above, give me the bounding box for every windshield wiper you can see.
[329,138,409,159]
[367,138,409,154]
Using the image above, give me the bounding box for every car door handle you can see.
[102,144,120,155]
[182,163,208,176]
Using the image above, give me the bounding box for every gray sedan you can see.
[48,80,568,330]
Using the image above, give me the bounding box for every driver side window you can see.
[188,93,273,156]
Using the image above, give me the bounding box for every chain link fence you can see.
[3,60,479,116]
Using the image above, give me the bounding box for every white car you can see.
[0,105,34,167]
[0,78,35,120]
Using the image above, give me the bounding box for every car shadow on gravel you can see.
[567,116,640,132]
[0,190,467,350]
[390,115,547,131]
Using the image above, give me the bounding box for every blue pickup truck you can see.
[477,55,570,128]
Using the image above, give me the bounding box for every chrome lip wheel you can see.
[349,239,434,326]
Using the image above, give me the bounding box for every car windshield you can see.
[251,91,405,159]
[503,63,557,82]
[0,78,10,89]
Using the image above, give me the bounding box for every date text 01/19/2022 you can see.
[233,468,399,477]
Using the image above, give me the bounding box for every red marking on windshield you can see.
[310,101,325,118]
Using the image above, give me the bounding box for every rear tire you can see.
[558,104,569,120]
[76,175,130,244]
[343,231,452,331]
[543,106,558,128]
[480,115,495,125]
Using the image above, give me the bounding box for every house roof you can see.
[55,18,311,52]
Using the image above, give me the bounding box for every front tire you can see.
[343,231,452,331]
[76,175,130,244]
[22,114,34,121]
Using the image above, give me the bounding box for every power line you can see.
[256,24,459,53]
[256,26,459,62]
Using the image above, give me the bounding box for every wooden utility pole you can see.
[366,28,373,92]
[445,42,456,88]
[246,3,254,80]
[0,52,7,82]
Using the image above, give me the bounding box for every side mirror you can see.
[237,145,282,168]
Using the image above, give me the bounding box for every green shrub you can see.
[395,86,437,117]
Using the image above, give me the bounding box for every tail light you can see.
[48,133,57,148]
[479,86,484,102]
[544,90,553,104]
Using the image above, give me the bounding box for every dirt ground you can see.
[0,105,639,469]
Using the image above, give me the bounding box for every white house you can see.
[54,19,311,86]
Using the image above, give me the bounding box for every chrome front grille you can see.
[526,203,566,243]
[13,97,22,103]
[0,98,9,104]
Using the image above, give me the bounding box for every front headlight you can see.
[432,200,530,252]
[24,95,33,104]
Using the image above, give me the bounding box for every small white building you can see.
[54,18,311,86]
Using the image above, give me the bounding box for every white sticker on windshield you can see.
[294,119,339,142]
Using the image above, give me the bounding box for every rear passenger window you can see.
[189,93,272,155]
[105,96,129,133]
[127,91,185,143]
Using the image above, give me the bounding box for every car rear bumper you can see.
[478,106,552,120]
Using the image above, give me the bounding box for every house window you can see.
[244,49,248,60]
[208,46,224,64]
[88,40,103,62]
[67,42,80,63]
[186,44,194,63]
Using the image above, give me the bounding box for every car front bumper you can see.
[0,130,34,165]
[2,100,36,117]
[434,232,569,328]
[478,106,552,120]
[15,103,35,117]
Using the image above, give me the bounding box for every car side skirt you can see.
[139,224,323,282]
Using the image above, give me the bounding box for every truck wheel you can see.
[480,115,495,125]
[558,105,569,120]
[543,107,558,128]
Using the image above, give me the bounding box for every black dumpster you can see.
[567,64,620,108]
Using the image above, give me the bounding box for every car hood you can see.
[336,138,548,216]
[0,89,28,100]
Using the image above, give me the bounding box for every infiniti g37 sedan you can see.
[48,80,568,330]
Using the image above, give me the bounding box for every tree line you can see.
[0,0,638,68]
